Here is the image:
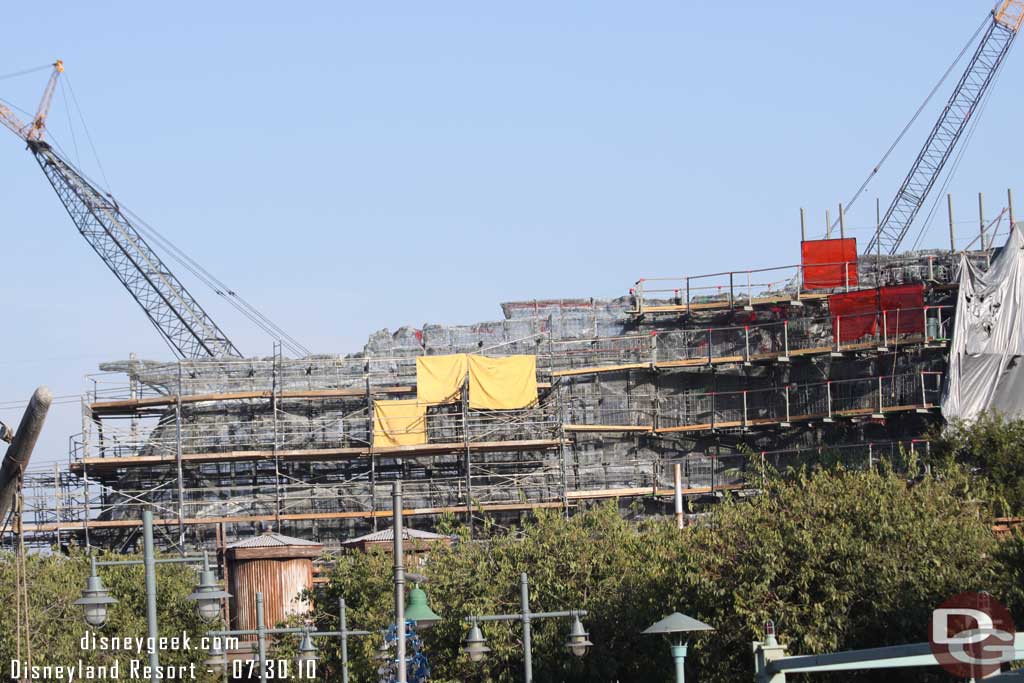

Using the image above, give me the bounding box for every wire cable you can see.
[49,79,312,358]
[0,64,52,81]
[836,12,990,230]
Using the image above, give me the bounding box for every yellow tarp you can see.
[373,399,427,447]
[416,354,469,404]
[468,355,538,410]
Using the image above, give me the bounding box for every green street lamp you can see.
[404,585,442,629]
[642,612,714,683]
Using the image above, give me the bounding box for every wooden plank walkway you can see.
[563,403,937,435]
[91,383,553,416]
[70,438,567,472]
[12,484,747,534]
[551,336,934,378]
[632,292,830,316]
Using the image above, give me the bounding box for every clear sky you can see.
[1,0,1021,465]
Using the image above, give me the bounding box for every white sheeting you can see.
[942,225,1024,421]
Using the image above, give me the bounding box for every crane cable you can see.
[124,207,313,358]
[49,80,313,358]
[832,12,991,234]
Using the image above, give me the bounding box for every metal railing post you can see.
[826,382,833,420]
[707,328,713,366]
[744,326,751,364]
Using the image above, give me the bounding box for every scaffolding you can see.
[5,249,960,551]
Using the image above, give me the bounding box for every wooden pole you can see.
[1008,188,1016,229]
[947,194,956,253]
[978,192,986,252]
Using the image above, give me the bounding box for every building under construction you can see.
[13,243,972,550]
[3,3,1024,552]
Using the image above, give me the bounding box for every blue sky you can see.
[1,0,1021,464]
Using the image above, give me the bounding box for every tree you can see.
[318,466,1004,682]
[929,413,1024,516]
[0,549,220,682]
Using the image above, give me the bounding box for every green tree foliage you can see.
[0,550,219,682]
[317,467,1006,682]
[930,413,1024,516]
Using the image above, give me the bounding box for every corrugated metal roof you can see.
[341,527,450,545]
[227,531,323,549]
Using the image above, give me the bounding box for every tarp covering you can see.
[828,284,925,342]
[468,355,538,410]
[879,283,925,337]
[416,354,468,404]
[828,289,877,341]
[802,238,859,289]
[373,399,427,447]
[942,227,1024,422]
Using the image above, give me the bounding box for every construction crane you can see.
[866,0,1024,255]
[0,61,243,359]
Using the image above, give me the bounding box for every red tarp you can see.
[801,238,859,290]
[828,284,925,342]
[880,283,924,336]
[828,289,878,341]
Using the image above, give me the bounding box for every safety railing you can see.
[631,262,812,315]
[630,252,965,316]
[646,306,949,367]
[564,371,942,432]
[72,398,562,463]
[661,439,931,496]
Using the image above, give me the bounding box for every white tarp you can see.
[942,225,1024,421]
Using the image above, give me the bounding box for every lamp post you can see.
[393,480,406,683]
[205,591,320,683]
[462,572,592,683]
[333,597,374,683]
[385,480,443,682]
[73,510,230,683]
[641,612,714,683]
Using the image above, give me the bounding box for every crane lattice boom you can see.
[866,0,1024,255]
[2,61,242,359]
[29,140,242,359]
